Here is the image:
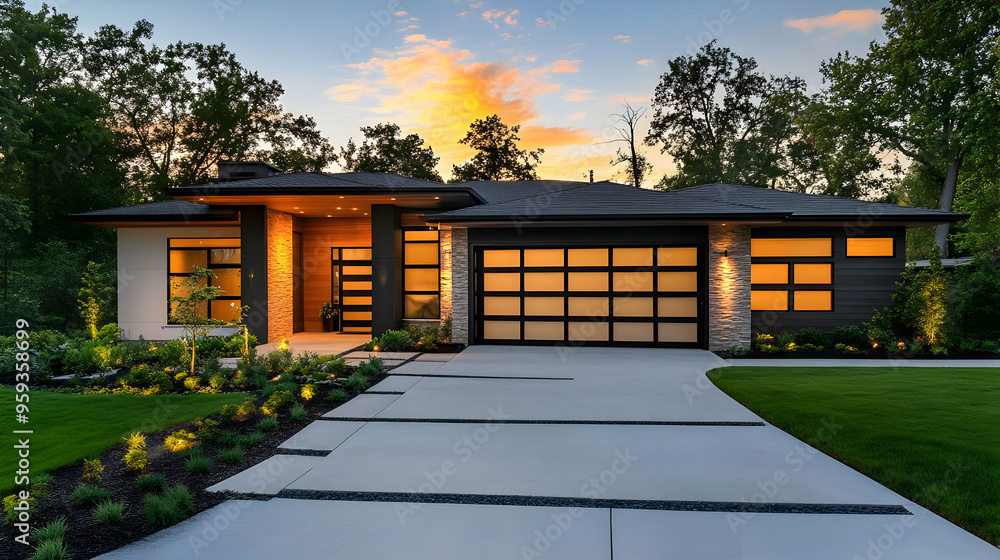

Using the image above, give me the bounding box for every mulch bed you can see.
[714,350,1000,360]
[1,374,386,560]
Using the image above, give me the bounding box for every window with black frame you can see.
[167,238,242,323]
[402,228,440,319]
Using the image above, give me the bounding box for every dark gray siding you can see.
[750,226,905,335]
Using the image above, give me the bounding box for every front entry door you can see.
[332,248,373,333]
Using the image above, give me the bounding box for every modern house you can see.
[70,162,964,350]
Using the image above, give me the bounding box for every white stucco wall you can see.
[117,226,242,341]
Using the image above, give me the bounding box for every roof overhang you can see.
[423,214,791,228]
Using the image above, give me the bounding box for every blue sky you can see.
[35,0,888,182]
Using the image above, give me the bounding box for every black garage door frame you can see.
[471,243,708,349]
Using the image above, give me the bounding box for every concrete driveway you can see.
[97,346,998,559]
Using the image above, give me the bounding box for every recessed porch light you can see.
[327,215,331,217]
[434,196,440,199]
[352,208,357,210]
[337,207,341,210]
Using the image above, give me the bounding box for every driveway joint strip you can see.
[274,448,333,457]
[316,417,765,426]
[377,373,574,380]
[274,490,911,515]
[364,391,406,395]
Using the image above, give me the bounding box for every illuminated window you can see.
[794,291,832,311]
[751,264,788,284]
[846,238,894,257]
[751,290,788,311]
[403,228,440,318]
[751,238,831,257]
[657,247,698,267]
[168,239,240,324]
[794,264,832,284]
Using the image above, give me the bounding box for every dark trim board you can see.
[750,226,906,334]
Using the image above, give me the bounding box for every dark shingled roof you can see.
[69,200,238,222]
[168,172,467,194]
[427,181,965,224]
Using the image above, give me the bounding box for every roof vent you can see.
[216,161,283,182]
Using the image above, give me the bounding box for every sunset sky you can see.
[39,0,888,183]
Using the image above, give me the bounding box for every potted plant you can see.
[320,302,340,332]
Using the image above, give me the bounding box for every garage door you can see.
[473,246,704,347]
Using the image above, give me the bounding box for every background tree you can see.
[450,114,544,181]
[339,123,442,181]
[646,41,808,191]
[814,0,1000,255]
[606,103,653,188]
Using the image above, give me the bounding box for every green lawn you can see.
[708,366,1000,546]
[0,388,246,494]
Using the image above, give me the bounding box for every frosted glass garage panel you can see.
[612,297,653,317]
[657,271,698,292]
[569,321,609,342]
[751,290,788,311]
[483,273,520,292]
[658,297,698,317]
[658,323,699,343]
[568,272,608,292]
[483,297,520,316]
[614,322,653,342]
[483,249,520,268]
[612,248,653,267]
[523,249,564,267]
[751,264,788,284]
[483,321,520,340]
[657,247,698,267]
[751,238,831,257]
[568,297,609,317]
[524,322,564,340]
[567,248,608,267]
[794,290,832,311]
[794,263,832,284]
[613,271,653,292]
[524,297,564,316]
[524,272,564,292]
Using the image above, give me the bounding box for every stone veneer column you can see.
[708,225,751,350]
[449,227,469,345]
[266,209,294,342]
[438,226,453,327]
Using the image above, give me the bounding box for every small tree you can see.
[169,267,224,374]
[606,103,653,188]
[450,115,544,181]
[77,261,115,339]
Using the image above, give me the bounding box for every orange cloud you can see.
[565,89,593,102]
[613,34,631,43]
[530,59,581,75]
[784,9,884,38]
[325,83,378,102]
[393,10,408,17]
[636,59,654,66]
[334,39,597,178]
[568,112,586,120]
[403,34,452,48]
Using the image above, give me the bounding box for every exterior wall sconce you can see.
[722,249,728,258]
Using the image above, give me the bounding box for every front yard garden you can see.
[708,366,1000,546]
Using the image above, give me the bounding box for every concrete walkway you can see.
[96,346,999,559]
[254,332,370,356]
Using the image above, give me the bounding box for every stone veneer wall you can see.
[708,225,751,350]
[438,226,453,325]
[449,227,469,345]
[266,209,294,342]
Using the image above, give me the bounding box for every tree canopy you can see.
[339,123,442,181]
[450,114,544,182]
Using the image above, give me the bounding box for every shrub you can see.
[209,374,227,390]
[290,402,307,421]
[235,398,258,421]
[374,329,411,351]
[218,446,245,464]
[197,418,220,441]
[144,484,195,527]
[358,356,384,377]
[264,349,293,376]
[33,516,68,544]
[239,431,265,448]
[831,324,867,348]
[346,372,369,392]
[82,458,104,484]
[71,484,112,505]
[754,333,775,351]
[793,327,828,347]
[951,254,1000,341]
[864,307,895,348]
[123,432,148,471]
[164,430,199,453]
[261,390,295,416]
[320,355,348,377]
[29,538,68,560]
[300,384,316,401]
[137,474,166,492]
[183,376,202,391]
[4,493,35,524]
[258,416,279,431]
[185,455,212,474]
[92,498,126,524]
[277,381,299,394]
[329,388,349,402]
